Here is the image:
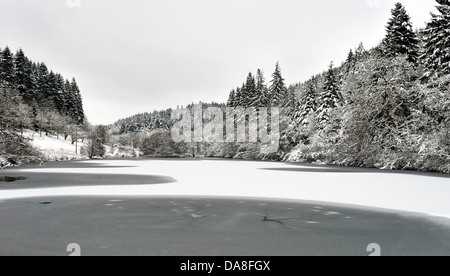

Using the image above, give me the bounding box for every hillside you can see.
[106,1,450,173]
[0,46,87,167]
[22,130,86,161]
[0,129,142,169]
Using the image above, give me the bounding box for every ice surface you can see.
[0,159,449,218]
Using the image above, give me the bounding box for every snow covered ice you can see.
[0,159,449,219]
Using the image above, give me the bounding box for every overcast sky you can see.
[1,0,438,125]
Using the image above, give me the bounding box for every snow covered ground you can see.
[22,130,86,160]
[20,130,135,160]
[1,159,449,219]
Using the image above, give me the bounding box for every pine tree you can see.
[30,97,40,130]
[239,83,247,107]
[0,47,15,86]
[70,78,85,124]
[317,62,342,126]
[63,79,73,117]
[35,63,50,105]
[296,79,317,127]
[344,49,356,74]
[13,49,34,101]
[65,78,79,124]
[30,62,39,98]
[54,73,66,114]
[46,71,58,108]
[243,72,257,107]
[382,3,420,63]
[268,62,287,107]
[227,89,236,107]
[234,87,242,107]
[421,0,450,76]
[354,43,368,63]
[255,69,268,107]
[284,86,297,113]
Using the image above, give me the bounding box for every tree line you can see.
[0,46,86,162]
[108,1,450,173]
[281,1,450,173]
[0,46,85,130]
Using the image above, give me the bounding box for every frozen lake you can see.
[1,158,450,218]
[0,159,449,256]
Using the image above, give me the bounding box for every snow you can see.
[0,159,450,219]
[20,130,135,160]
[22,130,86,160]
[190,214,204,219]
[0,157,12,169]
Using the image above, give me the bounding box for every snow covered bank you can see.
[22,130,86,161]
[20,130,134,161]
[1,159,449,218]
[0,157,13,169]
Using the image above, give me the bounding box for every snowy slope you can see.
[21,130,87,160]
[1,159,450,219]
[20,130,139,161]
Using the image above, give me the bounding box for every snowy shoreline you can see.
[1,159,450,220]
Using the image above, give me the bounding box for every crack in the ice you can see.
[262,216,299,225]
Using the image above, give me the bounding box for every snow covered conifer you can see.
[283,86,297,115]
[268,62,287,107]
[317,62,342,126]
[63,79,74,118]
[54,73,67,115]
[70,78,85,124]
[297,78,317,127]
[243,72,257,107]
[344,49,356,74]
[234,87,242,107]
[46,71,58,107]
[35,63,50,105]
[255,69,268,107]
[382,3,420,63]
[14,49,34,101]
[354,43,368,63]
[238,83,247,107]
[0,47,15,86]
[421,0,450,76]
[227,89,236,107]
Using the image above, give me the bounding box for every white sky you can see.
[0,0,439,125]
